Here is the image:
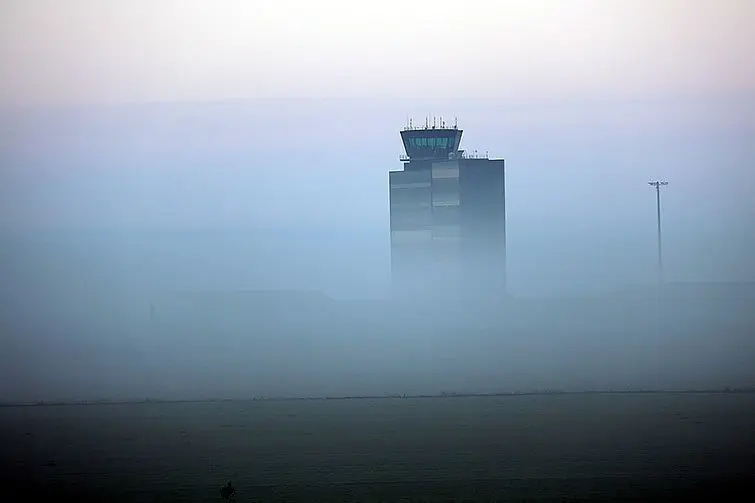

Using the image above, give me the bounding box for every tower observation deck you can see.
[400,121,464,162]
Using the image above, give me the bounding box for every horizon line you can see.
[4,387,754,408]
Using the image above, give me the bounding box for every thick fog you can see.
[1,97,754,402]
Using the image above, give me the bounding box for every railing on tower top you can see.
[398,151,489,161]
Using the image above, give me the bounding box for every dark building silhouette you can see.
[389,119,506,301]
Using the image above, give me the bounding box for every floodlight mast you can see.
[648,181,669,284]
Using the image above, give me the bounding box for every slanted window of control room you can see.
[406,136,452,149]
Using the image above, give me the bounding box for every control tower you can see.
[389,118,506,301]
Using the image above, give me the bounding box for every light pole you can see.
[648,181,668,284]
[648,180,668,391]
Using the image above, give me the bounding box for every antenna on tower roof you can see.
[454,116,458,129]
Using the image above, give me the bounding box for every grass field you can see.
[1,393,754,502]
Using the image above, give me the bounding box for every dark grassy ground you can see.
[1,393,754,502]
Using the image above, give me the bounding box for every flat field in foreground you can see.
[1,393,754,502]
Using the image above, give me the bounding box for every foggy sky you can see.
[1,1,754,402]
[1,0,753,105]
[2,95,753,403]
[2,97,753,297]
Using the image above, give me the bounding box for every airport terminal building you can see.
[389,120,507,301]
